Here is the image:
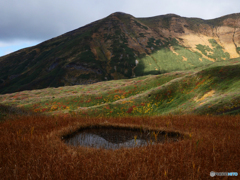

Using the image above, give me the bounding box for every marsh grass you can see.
[1,57,240,179]
[1,114,239,179]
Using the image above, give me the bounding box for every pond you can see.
[63,126,182,150]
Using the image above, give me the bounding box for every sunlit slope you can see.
[135,38,230,75]
[80,60,240,116]
[1,58,240,117]
[0,13,240,94]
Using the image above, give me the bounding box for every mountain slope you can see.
[1,57,240,118]
[0,12,240,94]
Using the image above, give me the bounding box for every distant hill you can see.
[0,12,240,94]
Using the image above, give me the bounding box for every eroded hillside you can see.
[0,12,240,94]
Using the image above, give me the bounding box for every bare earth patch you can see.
[195,90,216,106]
[182,56,187,61]
[169,46,179,55]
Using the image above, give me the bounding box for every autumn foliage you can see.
[1,114,239,179]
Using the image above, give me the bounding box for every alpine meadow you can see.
[0,12,240,179]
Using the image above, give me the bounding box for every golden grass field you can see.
[1,114,239,179]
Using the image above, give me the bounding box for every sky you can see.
[0,0,239,57]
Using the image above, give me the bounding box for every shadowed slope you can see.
[0,12,240,94]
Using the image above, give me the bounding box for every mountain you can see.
[0,12,240,94]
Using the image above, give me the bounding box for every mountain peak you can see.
[109,12,133,18]
[111,12,127,15]
[163,13,180,17]
[0,12,240,94]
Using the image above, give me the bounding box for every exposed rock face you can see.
[0,12,240,94]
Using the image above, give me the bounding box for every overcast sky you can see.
[0,0,239,57]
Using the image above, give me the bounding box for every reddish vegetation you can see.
[0,114,239,179]
[127,106,135,113]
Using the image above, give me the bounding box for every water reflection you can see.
[63,127,180,150]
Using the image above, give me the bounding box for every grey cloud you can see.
[0,0,111,42]
[0,0,239,42]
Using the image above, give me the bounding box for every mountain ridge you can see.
[0,12,240,94]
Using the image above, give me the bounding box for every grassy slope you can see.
[136,38,231,76]
[1,57,240,119]
[1,13,239,94]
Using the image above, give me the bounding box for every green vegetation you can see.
[237,47,240,54]
[208,39,230,60]
[135,37,213,76]
[196,39,230,61]
[196,44,212,56]
[1,57,240,118]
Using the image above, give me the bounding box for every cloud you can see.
[1,1,79,41]
[0,0,239,44]
[0,0,129,42]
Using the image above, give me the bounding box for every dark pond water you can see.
[63,126,182,150]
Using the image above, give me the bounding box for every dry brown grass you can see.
[0,114,239,179]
